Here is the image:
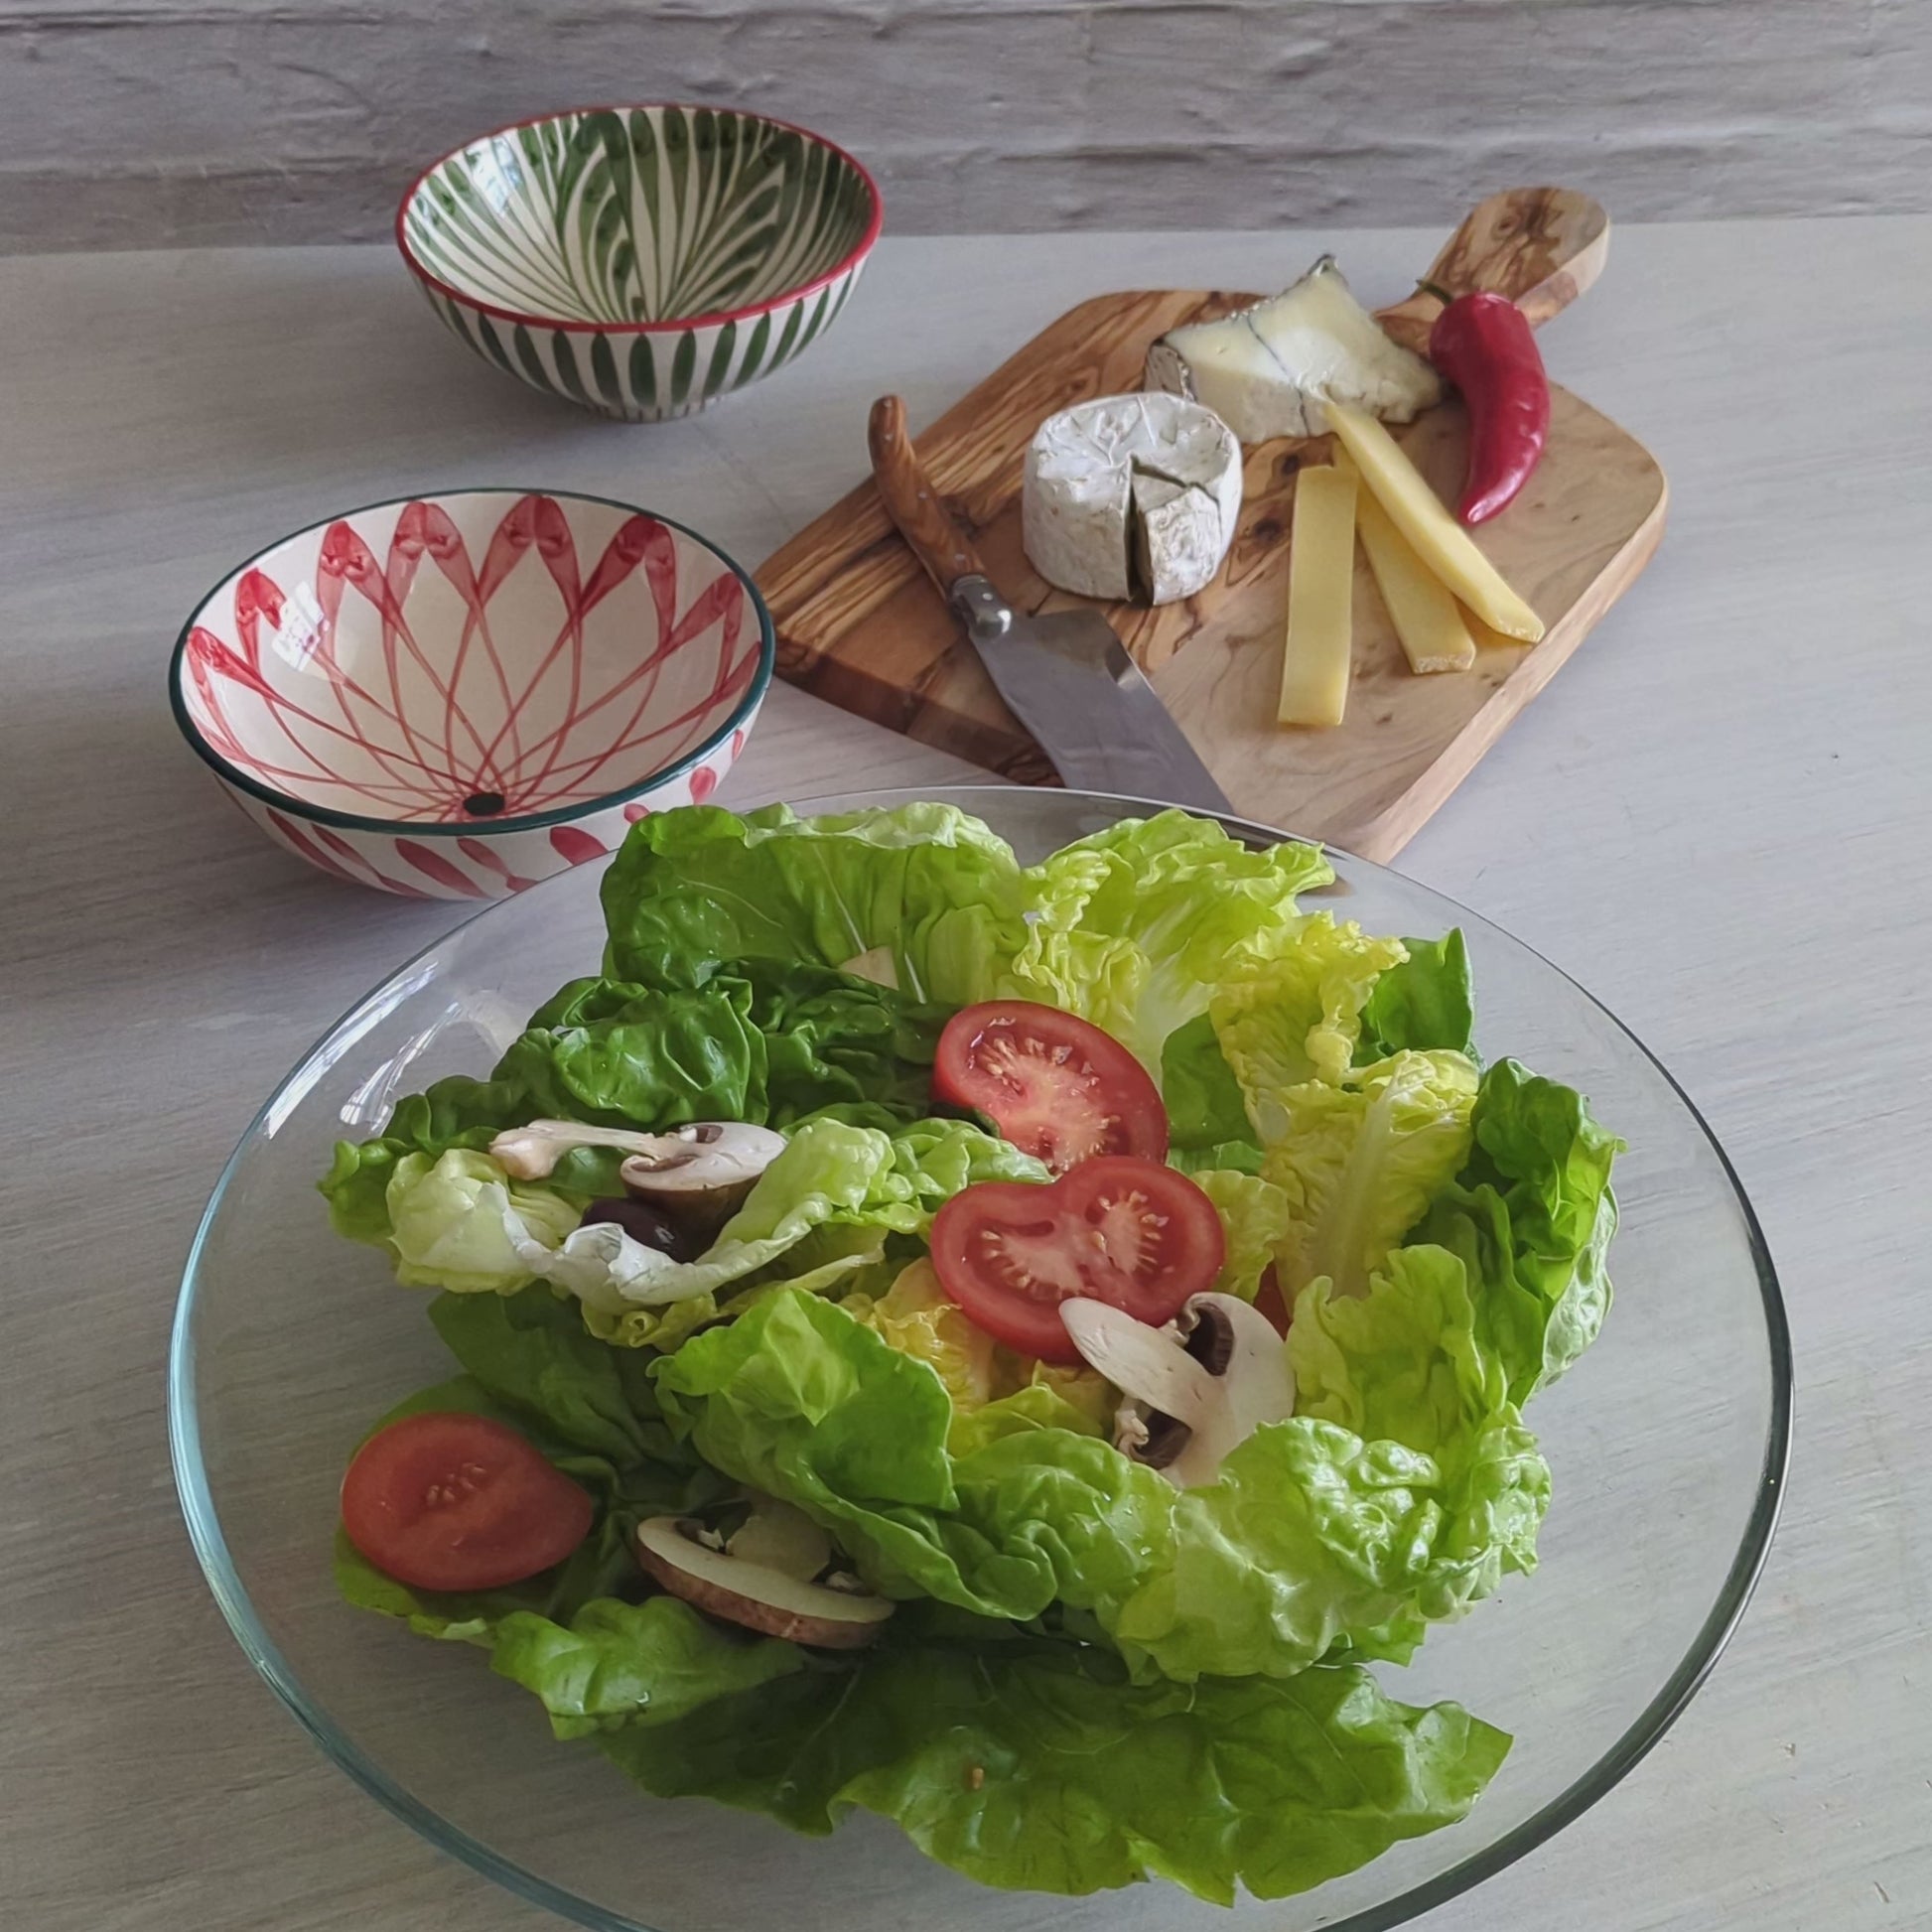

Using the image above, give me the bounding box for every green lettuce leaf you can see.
[654,1288,1545,1679]
[1012,811,1334,1066]
[1101,1405,1547,1682]
[489,1595,808,1738]
[654,1290,1173,1620]
[1265,1049,1480,1301]
[1290,1244,1503,1456]
[1358,929,1475,1060]
[599,1643,1508,1902]
[1211,914,1410,1116]
[1161,1011,1262,1169]
[845,1258,999,1409]
[426,1286,683,1466]
[601,802,1027,1005]
[1419,1057,1623,1402]
[386,1150,581,1295]
[321,959,951,1247]
[1190,1168,1293,1301]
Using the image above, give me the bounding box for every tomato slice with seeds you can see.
[931,1001,1168,1173]
[340,1412,594,1593]
[930,1155,1225,1363]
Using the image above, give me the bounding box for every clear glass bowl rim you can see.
[169,783,1794,1932]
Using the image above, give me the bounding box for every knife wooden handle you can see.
[868,395,994,599]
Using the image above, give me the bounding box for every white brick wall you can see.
[3,0,1929,251]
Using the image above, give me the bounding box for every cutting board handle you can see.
[868,394,996,598]
[1375,188,1609,353]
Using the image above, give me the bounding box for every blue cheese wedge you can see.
[1145,257,1442,445]
[1023,393,1243,605]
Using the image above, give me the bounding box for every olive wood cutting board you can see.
[757,189,1667,860]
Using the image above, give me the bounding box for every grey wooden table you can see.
[4,218,1929,1931]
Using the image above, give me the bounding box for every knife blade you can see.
[868,396,1233,816]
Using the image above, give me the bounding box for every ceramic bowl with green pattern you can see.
[398,106,883,421]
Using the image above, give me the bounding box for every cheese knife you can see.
[868,396,1233,814]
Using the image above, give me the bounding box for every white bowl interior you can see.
[175,492,766,825]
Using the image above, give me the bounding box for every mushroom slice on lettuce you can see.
[489,1119,784,1229]
[618,1122,786,1221]
[1059,1292,1294,1488]
[634,1500,893,1650]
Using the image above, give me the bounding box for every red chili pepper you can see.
[1424,288,1551,526]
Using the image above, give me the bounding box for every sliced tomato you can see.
[340,1412,594,1593]
[930,1155,1225,1364]
[932,1001,1168,1173]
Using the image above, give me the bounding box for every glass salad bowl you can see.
[171,784,1791,1932]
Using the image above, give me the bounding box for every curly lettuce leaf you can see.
[1290,1243,1504,1456]
[1012,811,1334,1067]
[1101,1405,1548,1682]
[599,1642,1507,1903]
[1419,1058,1623,1402]
[653,1289,1544,1678]
[320,960,951,1248]
[943,1377,1110,1455]
[1190,1167,1293,1301]
[489,1596,808,1739]
[601,801,1027,1005]
[1211,915,1410,1116]
[846,1258,999,1409]
[847,1260,1115,1432]
[654,1290,1173,1620]
[1265,1049,1480,1301]
[386,1150,581,1295]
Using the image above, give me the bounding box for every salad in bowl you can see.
[319,798,1619,1905]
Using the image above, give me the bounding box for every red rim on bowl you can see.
[395,103,886,336]
[167,488,778,839]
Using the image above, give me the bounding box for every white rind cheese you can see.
[1145,257,1443,446]
[1023,393,1242,605]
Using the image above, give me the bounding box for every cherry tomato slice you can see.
[340,1412,594,1593]
[930,1155,1225,1364]
[931,1001,1168,1173]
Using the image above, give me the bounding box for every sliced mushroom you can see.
[838,945,899,991]
[618,1121,786,1228]
[489,1117,677,1180]
[723,1498,833,1583]
[634,1515,893,1649]
[1060,1293,1295,1489]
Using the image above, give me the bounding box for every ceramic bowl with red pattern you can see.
[169,489,774,898]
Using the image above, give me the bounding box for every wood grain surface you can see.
[759,194,1666,858]
[6,222,1932,1932]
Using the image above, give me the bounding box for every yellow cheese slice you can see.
[1353,483,1477,673]
[1278,464,1358,729]
[1324,402,1545,642]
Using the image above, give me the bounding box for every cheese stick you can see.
[1352,479,1477,674]
[1325,402,1544,641]
[1278,464,1359,729]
